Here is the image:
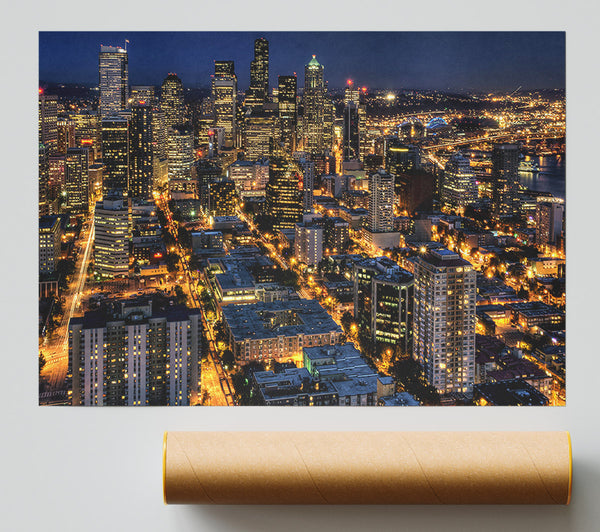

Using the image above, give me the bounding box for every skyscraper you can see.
[246,38,269,111]
[38,90,58,154]
[167,125,196,198]
[99,45,129,119]
[101,117,129,195]
[94,194,129,278]
[278,75,297,152]
[244,113,275,160]
[441,152,477,215]
[303,55,325,154]
[294,222,323,267]
[161,73,185,129]
[491,143,520,221]
[129,104,153,199]
[536,200,565,247]
[342,101,360,161]
[39,143,50,216]
[367,169,394,233]
[212,61,237,147]
[413,248,476,396]
[265,149,303,230]
[65,147,89,213]
[297,157,315,213]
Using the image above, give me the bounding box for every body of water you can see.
[519,154,565,200]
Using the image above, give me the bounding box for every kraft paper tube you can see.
[163,431,572,505]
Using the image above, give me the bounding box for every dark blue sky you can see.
[39,31,565,91]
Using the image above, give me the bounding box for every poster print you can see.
[38,32,565,406]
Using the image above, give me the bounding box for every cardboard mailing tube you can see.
[163,431,572,505]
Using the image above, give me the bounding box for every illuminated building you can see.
[38,91,58,154]
[56,118,75,155]
[65,147,89,213]
[413,248,476,396]
[72,111,100,161]
[39,143,50,216]
[68,297,201,406]
[265,149,303,230]
[297,157,314,213]
[208,179,237,216]
[353,257,414,353]
[101,117,129,196]
[384,138,420,176]
[98,45,128,119]
[167,125,195,198]
[491,143,520,221]
[161,73,185,128]
[130,85,156,106]
[278,75,297,152]
[228,159,269,199]
[39,215,62,274]
[129,103,153,199]
[244,112,274,160]
[441,152,477,214]
[322,94,334,153]
[343,82,367,161]
[48,155,65,209]
[367,169,394,233]
[303,55,325,154]
[294,221,323,266]
[536,200,564,247]
[195,159,222,212]
[246,38,269,111]
[152,109,169,188]
[342,101,360,160]
[212,61,237,147]
[94,194,129,278]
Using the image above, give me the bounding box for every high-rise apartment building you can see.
[278,75,297,152]
[441,152,477,214]
[94,194,129,278]
[246,38,269,111]
[353,257,414,354]
[367,169,394,233]
[68,297,201,406]
[38,90,58,154]
[491,143,520,221]
[297,157,315,213]
[536,200,565,247]
[303,56,325,154]
[212,61,237,147]
[99,45,129,119]
[265,150,303,230]
[39,215,62,274]
[101,117,129,195]
[39,143,50,216]
[57,118,76,155]
[413,248,476,396]
[129,103,153,199]
[130,85,156,106]
[208,179,237,216]
[167,125,196,198]
[161,73,185,129]
[65,147,89,213]
[294,222,323,266]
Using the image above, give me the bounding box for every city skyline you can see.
[39,31,565,91]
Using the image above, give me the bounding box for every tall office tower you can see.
[72,111,100,160]
[38,90,58,154]
[130,85,156,106]
[297,157,315,213]
[294,221,323,267]
[151,109,168,188]
[68,297,202,406]
[303,55,325,154]
[322,93,334,153]
[94,194,129,278]
[101,117,129,196]
[246,37,269,111]
[129,104,153,199]
[367,169,394,233]
[413,248,476,396]
[39,215,62,274]
[208,179,237,216]
[48,155,65,208]
[343,101,360,161]
[265,149,303,230]
[536,200,565,247]
[98,45,128,119]
[244,112,274,160]
[167,125,196,198]
[353,257,414,354]
[491,143,520,221]
[64,148,89,213]
[195,159,222,212]
[343,82,367,161]
[441,152,477,215]
[56,119,76,155]
[212,61,237,147]
[161,73,185,128]
[39,143,50,216]
[384,138,420,176]
[278,75,297,152]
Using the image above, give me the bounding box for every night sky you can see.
[39,31,565,91]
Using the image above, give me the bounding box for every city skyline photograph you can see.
[38,31,566,407]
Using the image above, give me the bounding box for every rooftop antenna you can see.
[125,39,130,51]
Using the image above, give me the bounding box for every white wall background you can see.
[2,1,599,530]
